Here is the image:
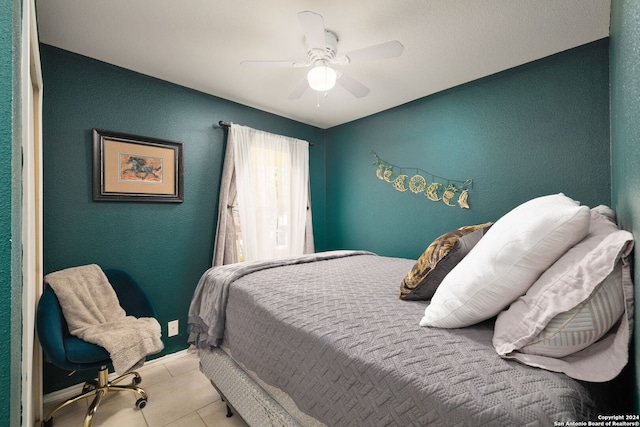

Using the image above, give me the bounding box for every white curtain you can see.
[212,124,313,265]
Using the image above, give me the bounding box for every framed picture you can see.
[92,129,184,202]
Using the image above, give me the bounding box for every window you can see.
[231,125,311,262]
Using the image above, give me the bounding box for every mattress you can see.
[193,252,605,426]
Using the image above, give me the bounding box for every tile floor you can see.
[43,352,248,427]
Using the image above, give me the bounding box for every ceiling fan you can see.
[241,11,404,100]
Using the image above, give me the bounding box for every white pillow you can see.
[493,206,634,381]
[419,193,590,328]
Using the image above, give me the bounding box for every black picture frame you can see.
[92,129,184,202]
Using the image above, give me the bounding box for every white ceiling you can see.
[36,0,611,129]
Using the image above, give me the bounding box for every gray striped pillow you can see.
[520,263,624,357]
[493,205,634,382]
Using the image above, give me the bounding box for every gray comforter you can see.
[188,250,372,348]
[189,252,603,426]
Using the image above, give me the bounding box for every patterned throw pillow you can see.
[399,222,492,300]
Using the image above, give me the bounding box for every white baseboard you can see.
[42,349,191,405]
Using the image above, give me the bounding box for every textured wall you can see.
[325,40,611,260]
[0,0,22,424]
[0,4,13,420]
[40,45,325,391]
[610,0,640,411]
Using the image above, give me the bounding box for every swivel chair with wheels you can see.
[37,268,158,427]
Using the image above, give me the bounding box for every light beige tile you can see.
[44,353,225,427]
[139,368,219,426]
[42,397,89,427]
[198,400,249,427]
[43,395,88,419]
[136,362,173,387]
[163,411,207,427]
[43,391,147,427]
[89,398,148,427]
[164,352,200,377]
[95,387,141,409]
[44,408,89,426]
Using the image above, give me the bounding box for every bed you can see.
[188,195,634,426]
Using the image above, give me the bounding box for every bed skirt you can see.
[198,347,325,427]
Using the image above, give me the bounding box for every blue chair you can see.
[37,268,158,427]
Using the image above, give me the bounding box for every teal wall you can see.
[0,1,13,421]
[610,0,640,411]
[1,0,22,425]
[325,40,611,260]
[40,45,325,391]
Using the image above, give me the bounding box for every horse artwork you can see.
[119,154,163,183]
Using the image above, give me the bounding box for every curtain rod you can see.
[217,121,314,146]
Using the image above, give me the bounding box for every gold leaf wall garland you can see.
[371,151,473,209]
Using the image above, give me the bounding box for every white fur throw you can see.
[45,264,163,375]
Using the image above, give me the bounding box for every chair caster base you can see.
[136,398,147,409]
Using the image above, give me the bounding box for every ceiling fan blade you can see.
[298,11,326,51]
[287,78,309,100]
[340,40,404,64]
[337,73,370,98]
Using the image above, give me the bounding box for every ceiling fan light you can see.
[307,66,337,92]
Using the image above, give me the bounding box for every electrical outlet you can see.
[168,320,179,337]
